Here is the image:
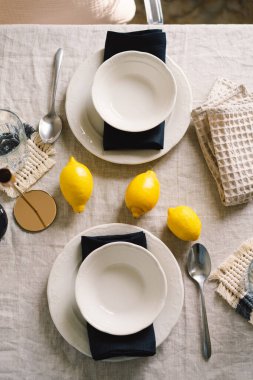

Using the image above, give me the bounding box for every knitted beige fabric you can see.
[0,132,55,198]
[210,239,253,325]
[192,78,253,206]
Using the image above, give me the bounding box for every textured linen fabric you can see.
[0,131,55,198]
[81,232,156,360]
[210,239,253,325]
[192,78,253,206]
[0,25,253,380]
[0,0,136,24]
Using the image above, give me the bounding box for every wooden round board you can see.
[14,190,57,232]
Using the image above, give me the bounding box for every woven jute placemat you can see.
[210,239,253,325]
[0,125,55,198]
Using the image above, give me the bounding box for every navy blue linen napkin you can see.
[81,231,156,360]
[103,30,166,151]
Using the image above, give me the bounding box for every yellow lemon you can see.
[125,170,160,218]
[167,206,201,241]
[60,156,93,213]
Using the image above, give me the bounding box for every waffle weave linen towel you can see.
[192,78,253,206]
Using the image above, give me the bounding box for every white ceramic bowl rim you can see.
[91,50,177,132]
[75,241,168,335]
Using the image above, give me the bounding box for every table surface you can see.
[0,24,253,380]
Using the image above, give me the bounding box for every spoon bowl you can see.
[188,243,211,284]
[39,112,62,144]
[187,243,212,360]
[39,48,63,144]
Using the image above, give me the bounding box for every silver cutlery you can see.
[39,48,63,143]
[187,243,212,360]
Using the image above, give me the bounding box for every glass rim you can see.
[0,108,23,126]
[0,108,27,165]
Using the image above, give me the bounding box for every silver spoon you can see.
[187,243,212,360]
[39,48,63,143]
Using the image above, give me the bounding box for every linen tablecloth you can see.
[0,24,253,380]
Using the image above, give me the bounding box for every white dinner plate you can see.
[75,242,168,335]
[47,223,184,361]
[92,51,177,132]
[65,50,192,165]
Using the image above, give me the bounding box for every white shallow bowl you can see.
[92,51,177,132]
[75,241,167,336]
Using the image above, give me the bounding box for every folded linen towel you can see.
[103,29,166,150]
[81,232,156,360]
[192,78,253,206]
[210,239,253,325]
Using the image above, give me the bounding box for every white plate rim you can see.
[91,50,177,132]
[47,223,184,361]
[65,50,192,165]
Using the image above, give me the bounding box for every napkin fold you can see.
[103,30,166,150]
[210,238,253,325]
[192,78,253,206]
[81,231,156,360]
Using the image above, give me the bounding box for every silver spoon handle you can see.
[199,285,211,360]
[50,48,63,113]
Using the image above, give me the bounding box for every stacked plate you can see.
[47,223,184,361]
[65,50,192,165]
